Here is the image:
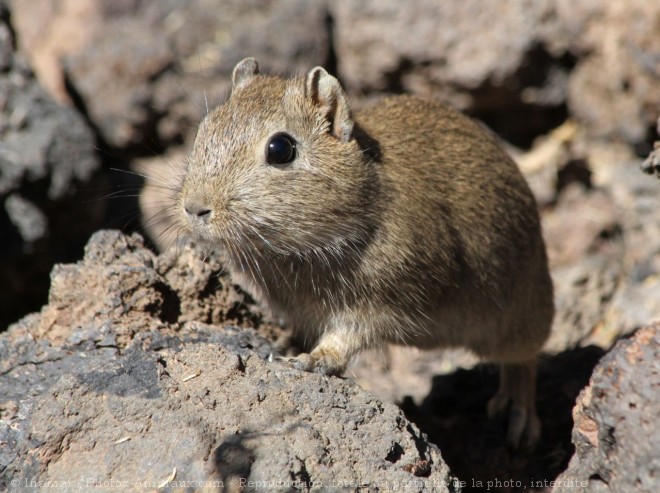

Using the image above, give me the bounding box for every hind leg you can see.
[487,359,541,450]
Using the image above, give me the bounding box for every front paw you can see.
[276,349,346,376]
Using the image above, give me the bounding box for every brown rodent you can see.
[178,58,554,449]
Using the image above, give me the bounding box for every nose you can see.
[184,200,213,224]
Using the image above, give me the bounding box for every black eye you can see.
[266,133,296,166]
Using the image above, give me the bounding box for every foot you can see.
[488,360,541,450]
[276,349,346,376]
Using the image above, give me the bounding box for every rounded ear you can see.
[305,67,354,143]
[232,58,259,90]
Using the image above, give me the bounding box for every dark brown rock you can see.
[0,3,12,71]
[330,0,580,146]
[552,324,660,493]
[0,231,458,492]
[331,0,659,149]
[9,230,278,348]
[10,0,331,151]
[0,8,102,330]
[11,0,659,152]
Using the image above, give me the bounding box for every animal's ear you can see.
[232,58,259,91]
[305,67,354,143]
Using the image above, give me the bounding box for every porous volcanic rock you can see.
[13,0,659,152]
[0,231,458,492]
[9,0,331,150]
[566,0,660,149]
[331,0,660,149]
[552,324,660,493]
[0,4,102,330]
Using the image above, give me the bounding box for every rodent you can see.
[178,58,554,450]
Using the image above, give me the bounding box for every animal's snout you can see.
[183,199,213,225]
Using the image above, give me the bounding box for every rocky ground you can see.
[0,232,458,492]
[1,1,659,492]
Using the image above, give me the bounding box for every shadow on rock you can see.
[400,345,605,492]
[212,433,256,490]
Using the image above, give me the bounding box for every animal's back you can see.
[353,95,553,358]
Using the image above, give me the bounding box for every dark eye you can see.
[266,133,296,166]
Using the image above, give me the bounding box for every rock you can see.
[332,0,567,93]
[642,142,660,178]
[330,0,581,146]
[0,2,12,71]
[2,0,97,104]
[12,230,278,348]
[0,8,102,330]
[513,120,580,207]
[552,324,660,493]
[546,255,622,353]
[539,183,623,352]
[331,0,659,149]
[0,231,458,492]
[641,118,660,177]
[601,161,660,342]
[10,0,331,150]
[2,344,457,492]
[567,0,660,150]
[396,345,605,492]
[10,0,659,152]
[539,154,660,353]
[543,184,620,269]
[3,194,48,243]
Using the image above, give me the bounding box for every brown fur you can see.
[178,59,554,449]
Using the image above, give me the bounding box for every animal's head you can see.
[179,58,376,257]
